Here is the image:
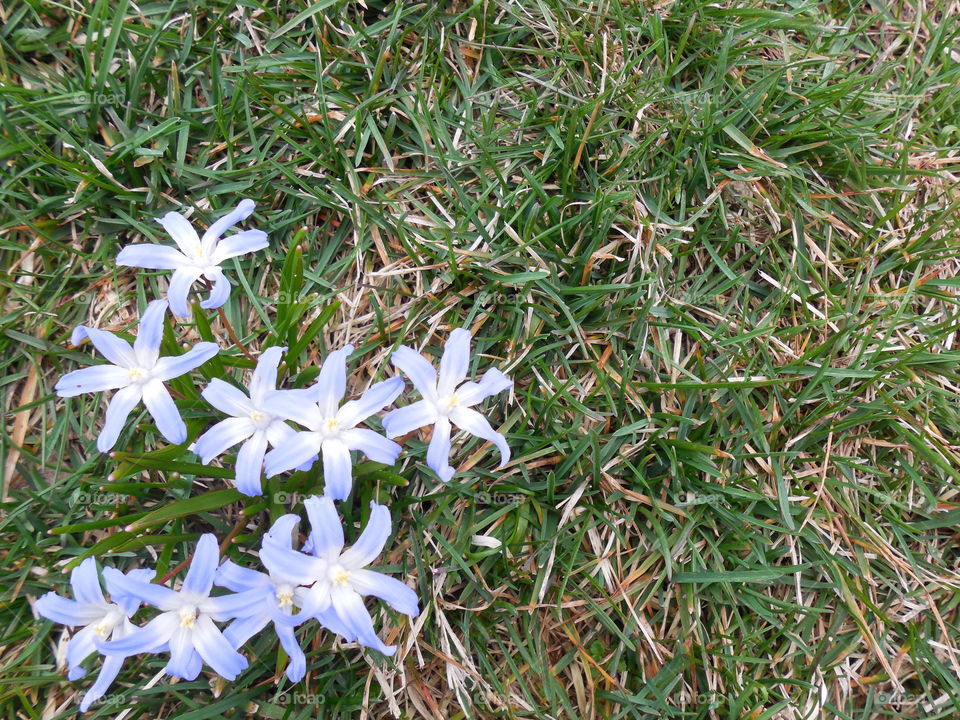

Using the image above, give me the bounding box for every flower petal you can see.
[340,501,391,569]
[275,623,307,683]
[73,327,137,369]
[181,533,220,597]
[450,407,510,467]
[349,569,419,618]
[330,587,395,656]
[193,417,255,464]
[35,593,104,625]
[79,653,125,712]
[249,346,285,405]
[157,210,201,255]
[97,384,143,452]
[202,588,266,621]
[100,611,179,656]
[235,431,268,496]
[223,612,270,649]
[55,365,130,398]
[71,558,105,606]
[258,542,326,587]
[133,299,168,368]
[381,400,437,438]
[102,567,179,612]
[152,341,219,381]
[437,328,472,396]
[66,625,98,674]
[263,513,300,551]
[214,559,270,594]
[340,428,401,466]
[167,266,202,317]
[112,568,157,616]
[199,268,231,310]
[303,495,344,561]
[316,605,355,641]
[315,345,354,417]
[455,367,512,407]
[116,243,188,270]
[210,229,269,263]
[321,438,353,501]
[264,432,323,478]
[336,376,404,429]
[201,198,256,249]
[201,378,253,417]
[193,615,248,680]
[425,416,455,482]
[166,626,200,680]
[141,380,186,444]
[390,346,438,401]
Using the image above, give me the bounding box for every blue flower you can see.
[116,199,268,317]
[193,346,313,496]
[100,534,257,681]
[259,495,420,656]
[55,299,218,452]
[383,327,512,481]
[34,558,154,712]
[262,346,404,500]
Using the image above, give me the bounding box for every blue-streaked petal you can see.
[193,417,254,464]
[437,328,472,396]
[258,542,326,587]
[152,341,219,381]
[321,439,353,501]
[192,615,248,680]
[264,419,296,448]
[97,384,143,453]
[340,428,401,465]
[291,580,332,620]
[261,392,322,430]
[349,569,420,617]
[201,378,253,417]
[75,327,137,369]
[79,652,125,712]
[201,198,255,250]
[66,625,97,674]
[100,611,178,656]
[133,299,168,368]
[181,533,219,597]
[425,416,454,482]
[166,626,200,680]
[275,623,306,682]
[55,365,130,398]
[340,501,391,569]
[210,229,268,263]
[303,495,344,561]
[116,243,188,270]
[71,558,105,606]
[450,407,510,467]
[455,367,512,407]
[316,605,355,641]
[112,569,156,616]
[157,210,201,255]
[249,346,285,405]
[102,567,179,612]
[35,593,103,625]
[390,346,438,400]
[223,612,270,649]
[199,268,231,310]
[202,588,266,622]
[214,559,270,594]
[336,376,404,429]
[141,380,186,444]
[315,345,354,417]
[263,513,300,551]
[166,266,201,317]
[382,400,437,438]
[234,431,268,496]
[330,587,395,656]
[264,432,323,478]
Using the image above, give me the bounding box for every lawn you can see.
[3,1,960,718]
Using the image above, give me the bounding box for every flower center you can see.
[92,616,115,638]
[322,417,341,435]
[276,585,295,608]
[329,565,351,586]
[250,410,271,429]
[438,394,460,414]
[127,367,150,383]
[178,605,198,628]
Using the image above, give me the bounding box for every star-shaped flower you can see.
[262,345,404,500]
[259,495,420,656]
[116,199,268,317]
[100,534,257,681]
[382,328,512,481]
[193,346,310,496]
[55,299,219,452]
[35,559,154,712]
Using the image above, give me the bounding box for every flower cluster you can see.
[39,199,514,710]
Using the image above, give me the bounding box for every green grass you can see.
[3,0,960,717]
